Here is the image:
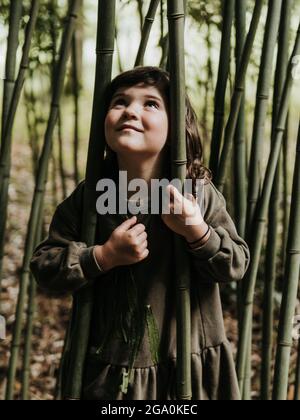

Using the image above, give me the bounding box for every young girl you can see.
[30,66,250,400]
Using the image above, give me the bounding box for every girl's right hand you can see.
[94,216,149,271]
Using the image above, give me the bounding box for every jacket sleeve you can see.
[30,181,106,293]
[185,181,250,283]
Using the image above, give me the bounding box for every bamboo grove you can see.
[0,0,299,400]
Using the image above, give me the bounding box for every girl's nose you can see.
[123,105,139,119]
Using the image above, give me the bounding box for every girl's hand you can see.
[94,216,149,270]
[161,184,206,242]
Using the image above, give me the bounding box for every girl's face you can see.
[104,83,169,158]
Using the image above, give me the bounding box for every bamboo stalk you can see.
[234,0,247,240]
[21,208,44,400]
[20,275,36,400]
[202,22,214,167]
[63,0,116,399]
[234,0,247,349]
[272,120,300,400]
[0,0,40,289]
[24,77,40,175]
[236,24,300,395]
[136,0,144,35]
[282,117,290,269]
[209,0,235,176]
[72,32,80,186]
[0,0,22,150]
[5,0,81,400]
[167,0,191,400]
[215,0,264,193]
[246,0,283,231]
[261,0,292,400]
[57,110,67,199]
[234,4,250,397]
[135,0,160,67]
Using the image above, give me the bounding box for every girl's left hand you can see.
[161,184,205,241]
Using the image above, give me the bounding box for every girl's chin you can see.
[113,140,146,153]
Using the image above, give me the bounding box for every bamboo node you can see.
[277,341,292,347]
[96,48,114,54]
[167,13,185,20]
[288,249,300,255]
[173,159,187,166]
[145,18,155,23]
[257,94,269,100]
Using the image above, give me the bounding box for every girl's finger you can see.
[118,215,137,231]
[185,193,196,204]
[169,185,183,202]
[129,223,146,236]
[135,231,147,244]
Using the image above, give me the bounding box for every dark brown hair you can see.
[103,66,212,191]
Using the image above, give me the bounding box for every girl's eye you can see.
[145,100,159,109]
[112,98,127,107]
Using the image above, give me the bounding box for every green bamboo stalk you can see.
[136,0,144,35]
[20,276,36,400]
[72,32,80,186]
[135,0,160,67]
[282,117,290,269]
[215,0,264,193]
[234,2,250,398]
[0,0,40,290]
[21,207,44,400]
[201,22,214,166]
[234,0,247,239]
[160,0,164,44]
[261,0,292,400]
[63,0,116,399]
[272,120,300,400]
[0,0,22,149]
[167,0,191,400]
[159,33,169,70]
[57,110,67,199]
[236,24,300,395]
[25,77,40,175]
[295,338,300,400]
[51,150,59,209]
[246,0,283,231]
[209,0,235,176]
[5,0,81,400]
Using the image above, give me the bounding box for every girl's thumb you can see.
[186,193,196,203]
[120,215,137,230]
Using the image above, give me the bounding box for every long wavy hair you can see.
[103,66,212,192]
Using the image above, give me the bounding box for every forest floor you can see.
[0,141,298,400]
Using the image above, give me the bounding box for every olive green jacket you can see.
[30,168,250,400]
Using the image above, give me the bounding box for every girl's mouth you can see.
[118,124,144,132]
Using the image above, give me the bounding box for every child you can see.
[30,66,250,400]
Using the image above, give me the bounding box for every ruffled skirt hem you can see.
[81,341,240,400]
